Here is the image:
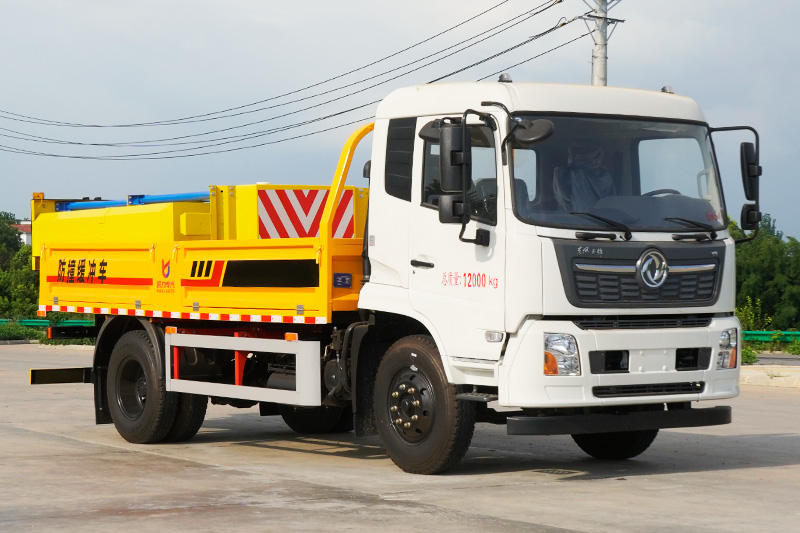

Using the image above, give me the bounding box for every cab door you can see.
[408,118,506,360]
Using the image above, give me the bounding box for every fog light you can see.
[716,328,738,369]
[544,333,580,376]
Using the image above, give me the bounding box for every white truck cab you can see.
[358,81,760,470]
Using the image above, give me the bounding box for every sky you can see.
[1,0,796,237]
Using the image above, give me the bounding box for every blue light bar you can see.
[55,191,210,212]
[127,192,209,205]
[56,200,127,212]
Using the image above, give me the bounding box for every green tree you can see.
[0,245,39,319]
[0,211,21,268]
[733,214,800,330]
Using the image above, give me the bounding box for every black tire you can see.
[163,393,208,442]
[571,429,659,460]
[107,330,177,444]
[280,405,353,434]
[374,335,476,474]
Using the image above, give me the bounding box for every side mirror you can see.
[740,142,761,201]
[513,119,554,146]
[740,203,761,231]
[363,160,371,180]
[439,123,471,193]
[438,194,464,224]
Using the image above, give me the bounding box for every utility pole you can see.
[581,0,624,86]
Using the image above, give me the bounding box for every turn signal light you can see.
[165,326,178,334]
[544,352,559,375]
[285,332,299,342]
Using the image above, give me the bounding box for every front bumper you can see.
[507,405,731,435]
[498,316,741,408]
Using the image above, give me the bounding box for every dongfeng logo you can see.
[637,249,668,289]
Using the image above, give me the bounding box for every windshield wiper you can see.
[665,217,717,240]
[571,211,632,241]
[575,231,617,241]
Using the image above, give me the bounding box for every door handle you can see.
[410,259,435,269]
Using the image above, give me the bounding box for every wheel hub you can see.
[388,369,434,442]
[118,358,147,419]
[136,376,147,404]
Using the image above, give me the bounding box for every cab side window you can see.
[421,125,497,225]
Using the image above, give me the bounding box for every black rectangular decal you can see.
[222,260,319,288]
[333,273,352,289]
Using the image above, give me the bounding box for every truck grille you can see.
[573,315,713,330]
[574,270,717,304]
[553,240,726,309]
[593,382,705,398]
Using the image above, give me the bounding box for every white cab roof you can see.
[376,82,707,123]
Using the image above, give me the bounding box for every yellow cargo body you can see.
[32,124,373,325]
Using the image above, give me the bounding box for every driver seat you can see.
[553,145,616,212]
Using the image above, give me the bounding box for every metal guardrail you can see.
[0,319,95,328]
[743,331,800,342]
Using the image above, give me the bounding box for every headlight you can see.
[716,328,738,369]
[544,333,581,376]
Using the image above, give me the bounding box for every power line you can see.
[0,14,586,161]
[430,12,584,82]
[0,102,379,148]
[0,0,567,152]
[476,30,591,81]
[0,117,373,160]
[0,0,521,129]
[0,0,563,136]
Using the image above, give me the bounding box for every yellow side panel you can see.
[32,123,375,322]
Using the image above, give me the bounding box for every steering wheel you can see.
[643,188,681,197]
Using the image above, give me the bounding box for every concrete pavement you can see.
[3,343,800,532]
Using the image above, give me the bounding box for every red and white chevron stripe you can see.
[257,189,354,239]
[39,305,327,324]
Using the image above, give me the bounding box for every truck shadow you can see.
[192,414,387,461]
[193,414,800,477]
[456,430,800,479]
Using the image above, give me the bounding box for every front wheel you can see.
[571,429,659,460]
[374,336,476,474]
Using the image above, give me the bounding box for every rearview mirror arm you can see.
[709,125,762,245]
[482,101,515,165]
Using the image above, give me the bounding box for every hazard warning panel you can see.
[257,189,355,239]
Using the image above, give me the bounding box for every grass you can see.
[0,323,44,341]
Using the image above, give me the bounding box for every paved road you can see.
[2,345,800,532]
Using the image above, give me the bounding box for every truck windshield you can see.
[510,115,726,232]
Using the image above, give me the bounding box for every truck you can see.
[30,80,763,474]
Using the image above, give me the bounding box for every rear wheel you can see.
[571,429,659,460]
[374,335,476,474]
[280,405,353,434]
[107,330,177,444]
[163,393,208,442]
